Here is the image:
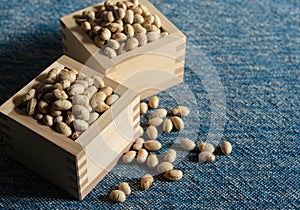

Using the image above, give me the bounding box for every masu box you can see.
[0,55,140,200]
[60,0,186,99]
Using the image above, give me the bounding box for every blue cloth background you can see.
[0,0,299,209]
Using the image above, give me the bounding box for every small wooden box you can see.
[60,0,186,99]
[0,55,140,200]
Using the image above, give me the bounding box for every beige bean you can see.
[164,149,176,163]
[117,2,127,10]
[52,100,72,111]
[105,11,114,22]
[115,20,124,27]
[171,116,184,130]
[133,6,142,15]
[86,11,95,20]
[146,154,159,168]
[124,10,134,24]
[68,68,80,76]
[68,84,84,96]
[109,190,126,203]
[118,42,126,55]
[88,112,99,124]
[164,169,183,181]
[137,126,144,137]
[103,47,117,58]
[72,132,81,140]
[108,39,120,50]
[141,174,153,190]
[112,32,127,42]
[65,111,75,125]
[152,108,167,118]
[76,18,88,25]
[82,21,91,32]
[41,84,56,94]
[101,86,113,96]
[72,105,90,121]
[153,14,162,28]
[123,150,136,163]
[54,83,63,90]
[58,70,76,83]
[87,105,93,112]
[146,125,158,139]
[149,95,159,109]
[92,25,102,34]
[147,31,160,42]
[53,116,63,124]
[52,89,68,100]
[83,86,98,99]
[119,182,131,195]
[124,24,135,37]
[43,115,53,126]
[116,8,126,19]
[49,107,62,117]
[47,67,62,81]
[148,117,163,127]
[198,151,215,163]
[108,23,122,33]
[37,100,49,114]
[161,31,169,38]
[208,154,216,162]
[73,119,89,132]
[56,80,71,90]
[221,141,232,155]
[100,28,111,40]
[172,106,190,117]
[163,119,173,133]
[133,137,144,150]
[143,15,154,25]
[94,35,106,47]
[136,33,147,46]
[56,122,72,137]
[198,142,215,153]
[105,94,119,105]
[132,0,139,7]
[92,75,105,89]
[34,113,43,120]
[146,25,158,32]
[134,14,144,24]
[91,91,107,108]
[133,23,147,34]
[144,140,161,151]
[72,94,89,107]
[76,73,87,80]
[23,88,36,102]
[94,101,110,113]
[137,148,148,163]
[83,76,93,86]
[75,80,88,89]
[139,4,150,16]
[180,138,196,151]
[157,162,173,173]
[140,102,148,115]
[26,98,37,116]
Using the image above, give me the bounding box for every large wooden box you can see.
[0,55,140,200]
[60,0,186,99]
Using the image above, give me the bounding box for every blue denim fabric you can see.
[0,0,299,209]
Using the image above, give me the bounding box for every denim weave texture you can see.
[0,0,299,209]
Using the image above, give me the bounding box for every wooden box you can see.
[60,0,186,99]
[0,55,140,200]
